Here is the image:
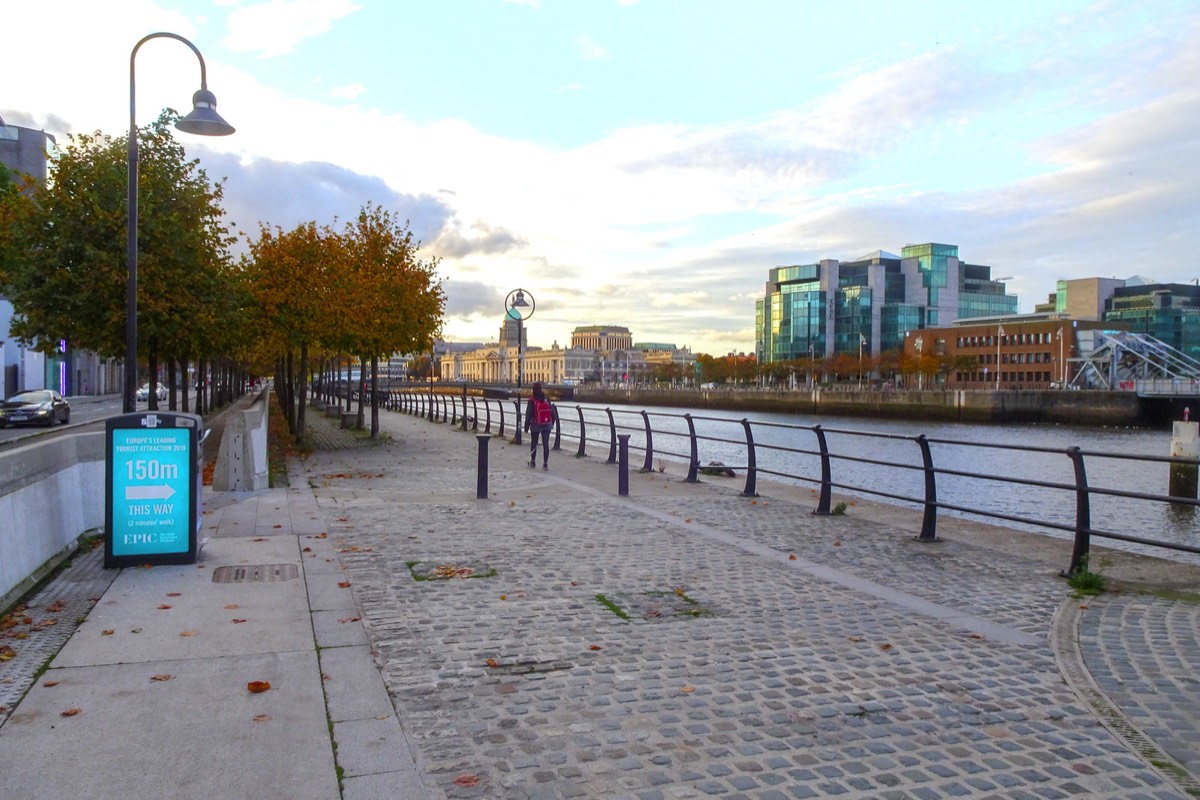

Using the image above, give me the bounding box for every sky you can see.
[4,0,1200,357]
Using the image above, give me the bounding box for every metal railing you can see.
[380,389,1200,576]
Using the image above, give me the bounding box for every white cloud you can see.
[224,0,362,58]
[331,82,366,101]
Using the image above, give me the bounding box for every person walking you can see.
[524,382,554,470]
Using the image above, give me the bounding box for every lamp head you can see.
[512,290,530,308]
[176,88,235,136]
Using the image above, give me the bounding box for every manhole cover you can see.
[211,564,299,583]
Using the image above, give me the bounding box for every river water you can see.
[562,400,1200,565]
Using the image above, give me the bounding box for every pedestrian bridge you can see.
[1068,329,1200,397]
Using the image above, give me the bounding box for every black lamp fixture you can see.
[124,32,234,413]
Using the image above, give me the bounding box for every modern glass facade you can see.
[756,243,1017,365]
[1103,284,1200,360]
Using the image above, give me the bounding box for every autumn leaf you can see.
[60,708,82,717]
[101,629,115,636]
[848,636,863,642]
[588,645,602,651]
[879,643,893,651]
[166,592,182,597]
[150,674,173,682]
[224,604,240,609]
[253,714,272,722]
[453,775,480,787]
[337,617,360,624]
[247,681,271,693]
[179,630,197,637]
[273,524,282,529]
[231,619,247,624]
[43,680,59,687]
[485,658,499,668]
[158,604,173,610]
[680,685,696,693]
[337,581,351,588]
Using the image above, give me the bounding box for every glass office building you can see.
[756,243,1016,365]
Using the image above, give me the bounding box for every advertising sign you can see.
[105,412,201,568]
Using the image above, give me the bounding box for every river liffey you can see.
[561,400,1200,565]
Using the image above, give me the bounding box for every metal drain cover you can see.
[211,564,299,583]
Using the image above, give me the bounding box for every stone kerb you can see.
[0,432,105,607]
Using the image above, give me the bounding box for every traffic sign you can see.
[105,412,202,567]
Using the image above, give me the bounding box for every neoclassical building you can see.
[440,321,694,386]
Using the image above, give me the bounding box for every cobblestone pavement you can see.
[296,408,1200,800]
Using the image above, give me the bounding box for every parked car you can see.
[136,382,168,402]
[0,389,71,427]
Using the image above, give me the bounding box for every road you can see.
[0,394,176,448]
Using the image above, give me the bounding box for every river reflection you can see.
[565,401,1200,565]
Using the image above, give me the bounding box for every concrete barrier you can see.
[0,432,106,608]
[212,389,270,492]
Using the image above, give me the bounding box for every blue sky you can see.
[5,0,1199,356]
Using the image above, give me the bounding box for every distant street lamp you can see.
[1056,327,1065,386]
[125,32,234,413]
[915,336,924,391]
[809,342,815,388]
[858,333,866,390]
[505,288,535,444]
[996,324,1005,391]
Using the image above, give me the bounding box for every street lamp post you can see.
[125,32,234,414]
[858,333,866,390]
[915,336,924,390]
[505,288,535,444]
[809,343,815,388]
[995,324,1005,391]
[1056,327,1065,386]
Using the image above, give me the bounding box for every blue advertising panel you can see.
[105,412,202,568]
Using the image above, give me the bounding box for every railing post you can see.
[605,408,618,464]
[575,406,587,458]
[915,434,937,541]
[740,418,758,497]
[639,410,654,473]
[812,425,832,515]
[552,405,562,451]
[684,413,699,483]
[618,434,630,496]
[470,397,479,431]
[513,397,523,445]
[461,385,468,431]
[485,398,493,434]
[476,435,490,499]
[498,398,506,437]
[450,394,459,427]
[1065,446,1092,576]
[439,394,448,423]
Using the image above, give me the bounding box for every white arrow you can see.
[125,485,176,501]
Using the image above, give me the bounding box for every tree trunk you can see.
[370,355,379,438]
[167,359,177,411]
[297,340,308,442]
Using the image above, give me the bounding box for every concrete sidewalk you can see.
[1,403,1198,799]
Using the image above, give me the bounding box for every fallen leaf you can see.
[833,540,841,547]
[680,685,696,693]
[42,680,59,687]
[485,658,499,668]
[150,674,173,682]
[253,537,267,542]
[101,629,115,636]
[158,604,172,610]
[589,645,602,651]
[499,595,507,600]
[337,617,360,624]
[166,592,182,597]
[224,604,240,609]
[337,581,351,588]
[273,524,282,529]
[848,636,863,642]
[247,681,271,693]
[231,619,247,624]
[453,775,480,787]
[179,630,197,637]
[302,547,312,552]
[253,714,272,722]
[60,708,82,717]
[879,643,893,651]
[789,553,797,560]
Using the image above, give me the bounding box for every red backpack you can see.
[533,397,553,425]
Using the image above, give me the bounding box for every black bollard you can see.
[618,434,630,496]
[476,435,490,499]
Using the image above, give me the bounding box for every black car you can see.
[0,389,71,427]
